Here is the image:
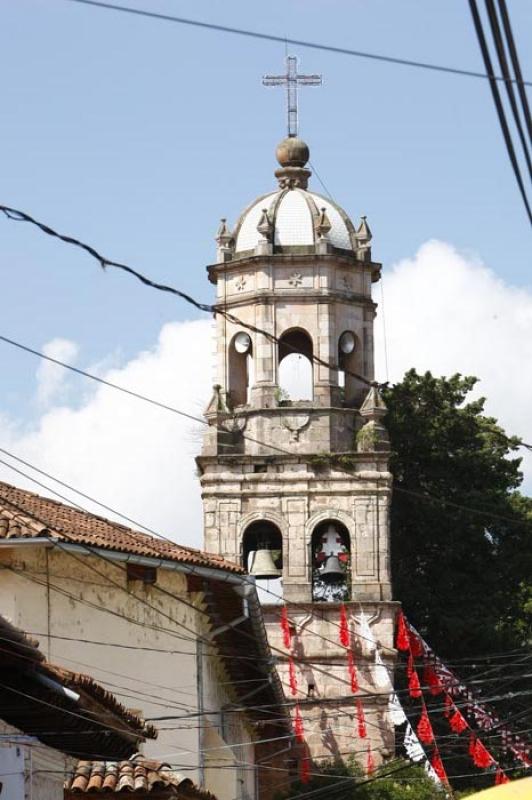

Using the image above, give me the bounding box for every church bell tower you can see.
[198,60,398,767]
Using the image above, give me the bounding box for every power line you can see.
[484,0,532,179]
[496,0,532,143]
[0,206,373,389]
[468,0,532,224]
[64,0,532,86]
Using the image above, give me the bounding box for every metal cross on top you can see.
[262,56,322,138]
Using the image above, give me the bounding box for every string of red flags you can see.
[395,611,518,785]
[280,607,310,784]
[356,698,367,739]
[339,603,350,648]
[366,743,375,775]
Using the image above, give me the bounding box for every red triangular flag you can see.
[473,738,495,769]
[409,669,422,698]
[408,629,424,657]
[294,704,304,743]
[444,694,454,718]
[356,699,367,738]
[495,768,510,785]
[423,663,443,695]
[396,611,409,651]
[417,704,434,744]
[280,606,291,650]
[431,750,448,783]
[288,656,298,696]
[406,651,414,678]
[366,744,375,775]
[340,604,349,648]
[348,649,359,693]
[300,756,310,784]
[449,708,468,734]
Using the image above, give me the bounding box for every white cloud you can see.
[36,338,79,405]
[374,240,532,490]
[0,240,530,552]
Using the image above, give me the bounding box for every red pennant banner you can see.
[288,656,298,697]
[408,629,424,657]
[430,750,448,783]
[495,768,510,785]
[408,669,422,698]
[449,708,468,734]
[348,649,359,693]
[366,744,375,775]
[300,756,311,784]
[340,604,349,648]
[280,606,292,650]
[472,738,495,769]
[294,705,304,743]
[356,699,367,739]
[396,611,409,651]
[417,704,434,744]
[406,652,414,678]
[423,664,443,695]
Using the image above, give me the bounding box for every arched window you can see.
[278,328,313,402]
[228,332,253,407]
[338,331,363,406]
[311,520,351,602]
[242,520,283,575]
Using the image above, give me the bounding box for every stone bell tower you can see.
[198,132,398,767]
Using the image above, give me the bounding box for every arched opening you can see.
[228,332,253,407]
[278,328,313,402]
[338,331,363,406]
[242,520,283,574]
[311,520,351,602]
[243,520,283,604]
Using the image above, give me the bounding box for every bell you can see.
[320,554,345,584]
[249,549,282,580]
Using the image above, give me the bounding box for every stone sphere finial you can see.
[275,137,310,168]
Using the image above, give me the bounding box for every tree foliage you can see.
[277,760,442,800]
[383,370,532,658]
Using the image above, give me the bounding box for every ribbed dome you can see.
[234,188,356,254]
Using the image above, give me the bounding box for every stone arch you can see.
[238,511,287,572]
[337,330,364,406]
[278,327,314,401]
[305,510,355,602]
[228,331,253,407]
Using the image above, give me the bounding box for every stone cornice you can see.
[206,252,382,284]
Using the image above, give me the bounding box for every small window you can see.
[253,464,268,473]
[127,563,157,584]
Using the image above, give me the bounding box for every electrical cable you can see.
[0,207,374,388]
[484,0,532,179]
[468,0,532,224]
[496,0,532,143]
[62,0,532,85]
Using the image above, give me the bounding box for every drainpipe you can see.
[196,638,205,788]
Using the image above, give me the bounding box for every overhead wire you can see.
[496,0,532,143]
[468,0,532,224]
[63,0,532,85]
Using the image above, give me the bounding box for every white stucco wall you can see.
[0,544,257,800]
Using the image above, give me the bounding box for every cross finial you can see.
[263,56,322,138]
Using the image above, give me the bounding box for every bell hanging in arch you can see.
[249,548,282,580]
[320,554,345,584]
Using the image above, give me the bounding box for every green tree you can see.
[277,760,442,800]
[382,370,532,658]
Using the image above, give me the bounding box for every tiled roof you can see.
[65,757,216,797]
[0,480,243,574]
[0,615,155,757]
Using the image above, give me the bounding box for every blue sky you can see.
[1,0,531,539]
[2,0,531,413]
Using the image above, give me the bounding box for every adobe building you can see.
[198,114,399,767]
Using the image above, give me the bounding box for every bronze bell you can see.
[319,554,345,584]
[249,548,282,580]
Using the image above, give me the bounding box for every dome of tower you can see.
[231,139,360,256]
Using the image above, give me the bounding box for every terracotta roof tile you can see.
[0,480,242,574]
[65,756,217,797]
